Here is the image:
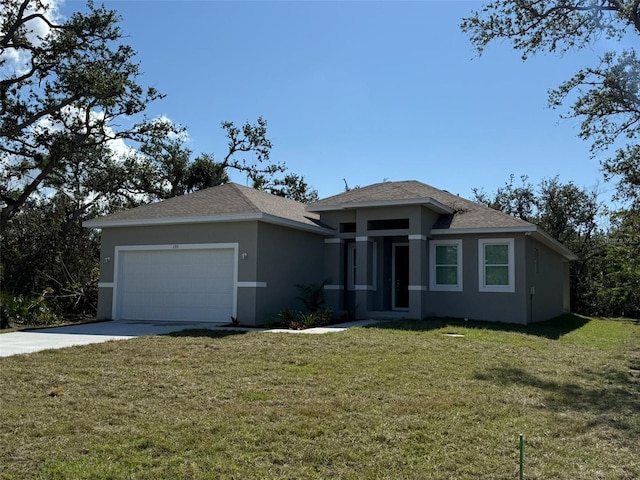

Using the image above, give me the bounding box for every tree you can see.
[474,174,603,314]
[186,153,230,193]
[127,117,291,200]
[473,174,536,221]
[253,173,319,203]
[461,1,640,207]
[0,0,167,230]
[594,209,640,318]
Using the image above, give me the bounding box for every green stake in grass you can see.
[519,434,524,480]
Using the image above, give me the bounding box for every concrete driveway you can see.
[0,319,379,357]
[0,320,224,357]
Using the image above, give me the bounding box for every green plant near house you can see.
[0,290,57,327]
[278,309,302,329]
[295,279,329,314]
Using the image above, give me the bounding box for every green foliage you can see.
[253,173,319,203]
[0,0,167,229]
[474,174,640,318]
[461,1,640,208]
[1,195,100,322]
[186,154,230,193]
[586,210,640,318]
[295,280,329,314]
[128,117,287,200]
[277,306,333,330]
[1,291,57,327]
[277,308,299,329]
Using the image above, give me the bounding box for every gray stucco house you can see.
[85,180,576,325]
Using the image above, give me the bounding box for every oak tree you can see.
[0,0,166,230]
[461,1,640,206]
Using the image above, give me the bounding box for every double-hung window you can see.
[478,238,515,292]
[430,240,462,291]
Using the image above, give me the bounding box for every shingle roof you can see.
[84,180,576,259]
[308,180,534,230]
[84,183,328,231]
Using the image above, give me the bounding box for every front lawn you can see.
[0,316,638,479]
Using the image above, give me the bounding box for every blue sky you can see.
[60,0,617,201]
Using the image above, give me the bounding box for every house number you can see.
[173,244,179,249]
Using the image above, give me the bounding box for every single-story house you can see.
[85,180,576,325]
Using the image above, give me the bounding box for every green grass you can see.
[0,315,638,479]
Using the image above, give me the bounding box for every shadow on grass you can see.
[368,313,591,340]
[166,328,251,339]
[474,364,640,436]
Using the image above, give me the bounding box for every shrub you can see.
[1,291,57,327]
[295,280,329,313]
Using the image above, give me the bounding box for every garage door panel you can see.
[116,247,235,322]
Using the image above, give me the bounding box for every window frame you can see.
[347,241,377,291]
[429,239,463,292]
[478,238,515,293]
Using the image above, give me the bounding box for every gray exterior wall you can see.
[524,236,569,322]
[96,220,326,326]
[95,205,571,326]
[318,201,574,325]
[97,221,259,321]
[254,222,325,324]
[425,233,528,324]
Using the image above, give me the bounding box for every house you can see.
[84,180,576,325]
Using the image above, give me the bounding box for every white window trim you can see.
[429,239,463,292]
[478,238,515,293]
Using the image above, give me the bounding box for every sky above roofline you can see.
[58,0,625,209]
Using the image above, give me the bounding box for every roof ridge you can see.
[227,183,262,213]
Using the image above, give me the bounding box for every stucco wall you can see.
[255,222,326,324]
[424,233,529,324]
[96,221,259,321]
[319,205,440,318]
[525,236,567,322]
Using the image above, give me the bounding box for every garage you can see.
[114,245,236,322]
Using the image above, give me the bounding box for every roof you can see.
[308,181,577,260]
[308,180,534,230]
[85,180,576,260]
[83,183,332,234]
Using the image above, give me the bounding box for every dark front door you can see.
[393,244,409,309]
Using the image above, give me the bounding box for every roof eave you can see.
[84,212,335,235]
[431,226,578,261]
[307,197,454,214]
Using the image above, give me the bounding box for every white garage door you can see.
[115,247,235,322]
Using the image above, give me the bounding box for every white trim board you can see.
[85,212,334,236]
[237,282,267,288]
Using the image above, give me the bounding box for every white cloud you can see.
[0,0,65,78]
[150,115,191,143]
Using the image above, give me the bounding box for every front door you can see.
[393,244,409,309]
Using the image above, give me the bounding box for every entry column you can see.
[408,234,427,318]
[354,236,373,318]
[322,238,344,313]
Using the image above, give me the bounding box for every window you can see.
[367,218,409,230]
[347,243,357,290]
[430,240,462,291]
[340,222,356,233]
[347,242,377,291]
[478,238,515,292]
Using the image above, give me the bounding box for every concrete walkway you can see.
[0,319,379,357]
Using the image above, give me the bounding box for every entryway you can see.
[392,243,409,309]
